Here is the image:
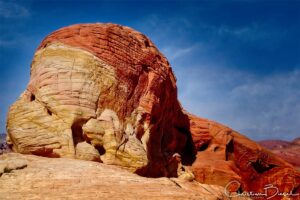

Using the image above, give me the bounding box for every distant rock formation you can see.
[6,23,300,199]
[259,138,300,169]
[0,134,10,155]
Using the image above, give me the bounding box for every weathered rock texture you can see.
[259,138,300,169]
[7,23,192,176]
[0,153,236,200]
[188,114,300,199]
[6,23,300,199]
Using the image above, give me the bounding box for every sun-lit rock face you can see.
[188,114,300,198]
[0,153,231,200]
[6,23,300,197]
[6,23,194,176]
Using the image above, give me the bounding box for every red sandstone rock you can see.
[259,138,300,169]
[7,23,193,178]
[6,23,300,199]
[188,113,300,199]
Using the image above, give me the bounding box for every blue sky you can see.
[0,0,299,140]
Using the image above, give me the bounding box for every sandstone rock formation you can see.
[6,23,300,199]
[188,114,300,199]
[6,23,192,177]
[259,138,300,169]
[0,153,27,176]
[0,153,237,200]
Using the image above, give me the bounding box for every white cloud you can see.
[217,25,251,36]
[174,64,300,141]
[161,45,197,61]
[199,22,276,42]
[0,1,29,18]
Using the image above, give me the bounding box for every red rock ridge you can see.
[259,138,300,169]
[188,113,300,199]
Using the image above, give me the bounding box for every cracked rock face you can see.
[6,23,300,196]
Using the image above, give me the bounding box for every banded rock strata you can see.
[6,23,300,199]
[7,23,191,177]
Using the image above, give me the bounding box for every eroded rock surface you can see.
[6,23,300,198]
[0,153,27,176]
[7,24,191,177]
[259,138,300,169]
[188,114,300,199]
[0,153,233,200]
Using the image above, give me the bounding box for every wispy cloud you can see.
[175,64,300,141]
[229,69,300,140]
[0,35,22,47]
[0,39,15,47]
[162,45,197,61]
[0,1,29,18]
[219,24,281,43]
[217,25,252,36]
